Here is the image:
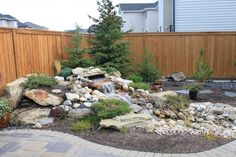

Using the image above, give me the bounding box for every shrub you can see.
[22,74,57,89]
[186,83,202,92]
[163,95,190,112]
[59,68,73,79]
[192,48,213,81]
[129,82,150,90]
[0,97,10,118]
[91,99,131,119]
[61,26,93,69]
[127,74,143,83]
[71,119,92,132]
[100,66,117,74]
[138,49,160,82]
[88,0,131,75]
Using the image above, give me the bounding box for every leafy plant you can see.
[71,119,92,132]
[22,74,57,89]
[61,26,93,69]
[138,49,160,82]
[192,48,213,81]
[129,82,150,90]
[186,83,202,92]
[91,99,131,119]
[0,97,10,118]
[163,95,190,112]
[88,0,131,75]
[58,67,73,79]
[100,66,117,74]
[127,74,143,83]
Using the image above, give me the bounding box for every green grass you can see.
[21,74,58,89]
[129,82,150,90]
[91,99,131,119]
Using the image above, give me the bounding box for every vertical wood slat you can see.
[0,28,236,93]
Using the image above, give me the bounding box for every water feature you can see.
[101,82,116,94]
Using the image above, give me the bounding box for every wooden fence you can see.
[0,28,236,92]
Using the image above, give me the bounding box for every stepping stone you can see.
[199,90,213,94]
[224,91,236,97]
[176,90,189,94]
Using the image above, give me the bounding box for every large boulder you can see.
[24,89,63,107]
[11,107,52,125]
[150,91,177,101]
[169,72,186,82]
[100,113,152,130]
[3,78,27,110]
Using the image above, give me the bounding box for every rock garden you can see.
[0,0,236,154]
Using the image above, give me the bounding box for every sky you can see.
[0,0,156,31]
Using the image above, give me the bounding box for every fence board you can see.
[0,28,235,93]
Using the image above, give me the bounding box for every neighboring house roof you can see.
[22,22,48,30]
[119,1,158,12]
[0,13,18,21]
[17,22,31,28]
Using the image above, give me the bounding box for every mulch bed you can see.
[41,117,234,154]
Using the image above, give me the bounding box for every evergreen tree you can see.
[61,26,92,69]
[88,0,131,74]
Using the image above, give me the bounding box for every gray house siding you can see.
[175,0,236,32]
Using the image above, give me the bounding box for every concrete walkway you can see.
[0,129,236,157]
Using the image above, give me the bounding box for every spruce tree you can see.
[89,0,131,74]
[61,26,92,69]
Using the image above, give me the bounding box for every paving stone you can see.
[46,142,72,153]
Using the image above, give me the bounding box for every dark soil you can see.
[41,117,234,154]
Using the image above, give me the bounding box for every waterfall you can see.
[101,82,115,94]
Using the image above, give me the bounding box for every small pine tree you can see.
[192,48,213,81]
[88,0,131,75]
[138,49,160,82]
[61,26,92,69]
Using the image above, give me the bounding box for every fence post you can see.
[11,29,18,79]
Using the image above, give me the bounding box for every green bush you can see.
[192,48,213,81]
[61,26,93,69]
[59,68,73,79]
[71,119,92,132]
[0,97,10,118]
[163,95,190,112]
[91,99,131,119]
[22,74,57,89]
[139,49,160,82]
[100,66,117,74]
[129,82,150,90]
[127,74,143,83]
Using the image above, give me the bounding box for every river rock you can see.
[169,72,186,82]
[170,111,178,119]
[100,113,152,130]
[92,90,105,98]
[229,114,236,121]
[11,107,52,125]
[84,102,92,107]
[63,100,73,106]
[68,108,92,119]
[84,93,92,100]
[24,89,63,107]
[130,104,143,113]
[73,103,81,108]
[178,112,186,120]
[54,76,64,82]
[66,93,80,101]
[51,89,62,94]
[72,67,85,75]
[80,97,87,102]
[3,77,27,110]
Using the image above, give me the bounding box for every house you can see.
[119,1,159,33]
[173,0,236,32]
[0,14,18,28]
[0,13,48,30]
[119,0,236,32]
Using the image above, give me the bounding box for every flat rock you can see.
[169,72,186,82]
[24,89,63,107]
[150,91,177,101]
[68,108,92,119]
[130,104,143,113]
[3,77,27,110]
[100,113,152,130]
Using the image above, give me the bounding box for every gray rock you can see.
[206,115,215,121]
[80,97,88,102]
[55,76,64,82]
[84,93,92,100]
[59,105,70,112]
[65,93,80,101]
[130,104,143,113]
[3,78,27,110]
[69,108,92,119]
[176,120,185,126]
[63,100,73,106]
[84,102,92,107]
[146,103,153,109]
[24,89,63,107]
[72,67,85,75]
[191,123,200,129]
[73,103,81,108]
[169,72,186,82]
[92,90,105,98]
[229,114,236,121]
[170,111,178,119]
[150,91,177,101]
[178,112,186,120]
